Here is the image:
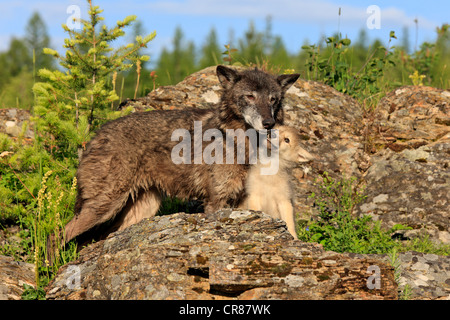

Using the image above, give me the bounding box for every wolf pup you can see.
[238,125,314,239]
[62,66,300,244]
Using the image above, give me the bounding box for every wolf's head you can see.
[217,65,299,131]
[275,125,315,164]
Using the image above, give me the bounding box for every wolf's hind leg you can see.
[114,188,162,232]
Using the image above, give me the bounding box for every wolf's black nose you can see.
[262,118,275,129]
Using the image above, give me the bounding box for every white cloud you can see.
[145,0,437,30]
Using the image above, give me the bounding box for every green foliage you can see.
[199,28,222,68]
[298,172,397,254]
[222,44,239,66]
[155,26,197,85]
[29,170,79,286]
[302,32,397,109]
[157,197,201,216]
[25,11,53,71]
[21,283,46,300]
[33,0,156,160]
[0,1,157,297]
[3,13,450,109]
[0,70,34,109]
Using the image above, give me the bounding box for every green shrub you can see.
[0,0,157,295]
[302,32,397,109]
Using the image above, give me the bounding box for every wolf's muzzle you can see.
[262,118,275,129]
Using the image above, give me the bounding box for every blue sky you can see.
[1,0,449,67]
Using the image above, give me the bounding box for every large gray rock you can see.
[348,251,450,300]
[357,86,450,244]
[46,210,398,300]
[357,134,450,243]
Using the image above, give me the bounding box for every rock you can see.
[373,86,450,150]
[281,78,364,216]
[357,134,450,242]
[358,86,450,243]
[0,255,35,300]
[348,251,450,300]
[0,108,33,139]
[46,210,398,300]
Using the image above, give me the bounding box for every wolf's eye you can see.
[284,138,290,143]
[270,97,276,103]
[246,94,255,101]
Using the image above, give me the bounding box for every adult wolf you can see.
[63,65,299,243]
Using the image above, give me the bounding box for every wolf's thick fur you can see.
[63,66,299,243]
[238,125,314,239]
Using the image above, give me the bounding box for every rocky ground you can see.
[45,210,399,300]
[0,66,449,300]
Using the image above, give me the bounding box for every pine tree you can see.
[5,38,32,76]
[156,26,196,85]
[199,28,221,68]
[25,11,53,70]
[269,36,291,70]
[32,0,156,159]
[238,21,265,65]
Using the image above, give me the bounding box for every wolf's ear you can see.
[217,65,241,89]
[277,73,300,93]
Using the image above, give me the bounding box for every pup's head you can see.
[274,125,315,164]
[217,65,299,131]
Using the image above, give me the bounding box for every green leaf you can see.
[43,48,59,57]
[340,38,351,46]
[390,224,413,232]
[311,233,323,242]
[144,31,157,43]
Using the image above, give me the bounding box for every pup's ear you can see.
[277,73,300,93]
[217,65,240,89]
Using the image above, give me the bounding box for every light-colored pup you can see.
[239,125,314,239]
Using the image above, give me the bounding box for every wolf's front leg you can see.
[278,201,298,239]
[246,194,262,212]
[204,200,227,214]
[206,164,247,214]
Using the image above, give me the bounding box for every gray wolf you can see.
[238,125,314,239]
[62,65,300,244]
